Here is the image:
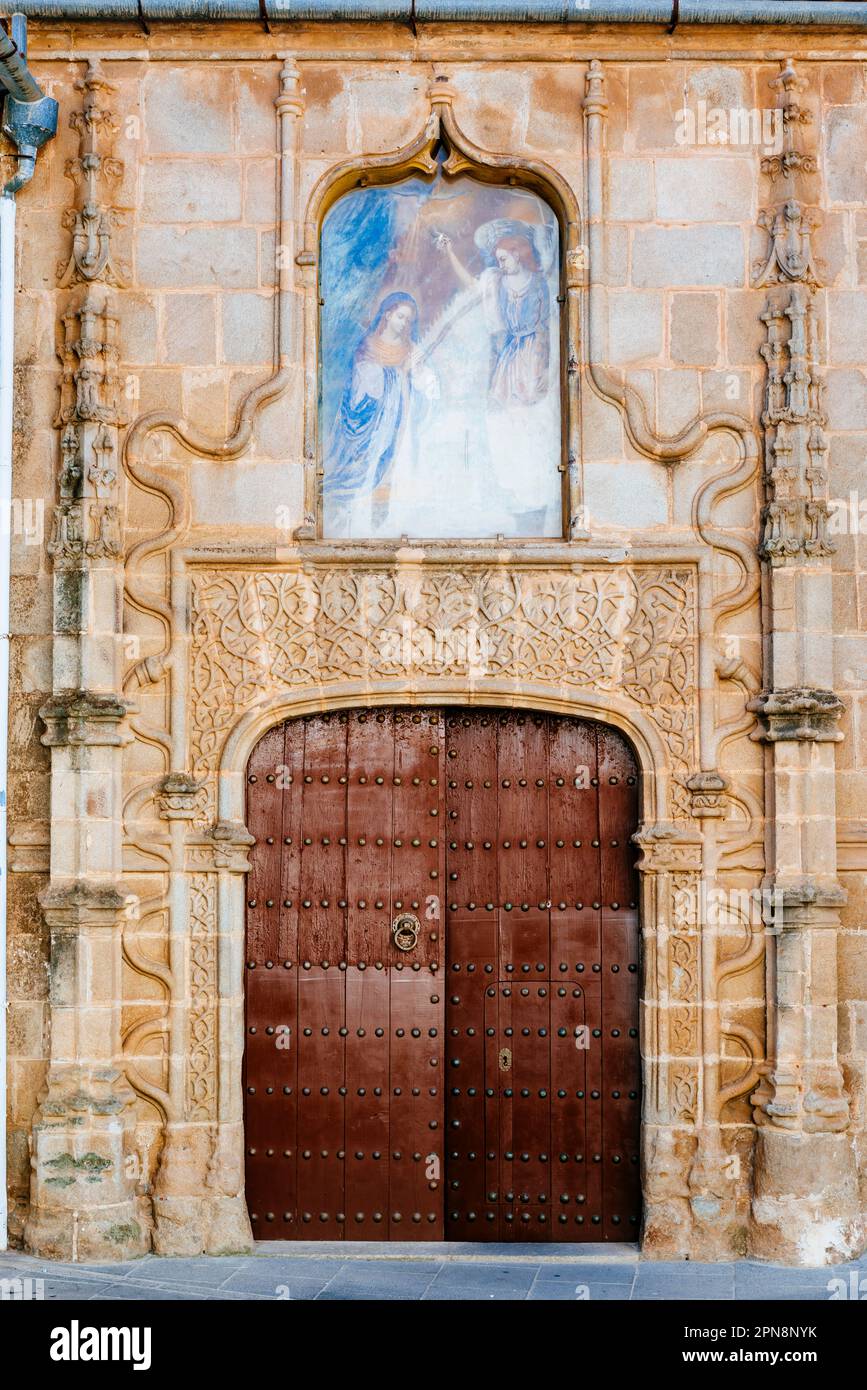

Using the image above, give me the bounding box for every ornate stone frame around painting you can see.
[294,76,586,544]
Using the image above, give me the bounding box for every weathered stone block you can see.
[162,294,217,368]
[526,67,584,152]
[825,106,867,205]
[144,66,234,155]
[348,71,429,155]
[608,158,654,222]
[608,290,664,363]
[137,228,259,290]
[655,156,754,222]
[141,159,243,224]
[221,292,275,366]
[828,292,867,365]
[632,226,745,288]
[670,292,720,366]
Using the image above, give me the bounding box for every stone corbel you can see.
[685,771,729,820]
[39,691,137,747]
[748,688,844,743]
[156,773,207,821]
[210,819,256,873]
[633,822,703,874]
[773,876,847,918]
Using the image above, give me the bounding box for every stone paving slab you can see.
[1,1248,864,1301]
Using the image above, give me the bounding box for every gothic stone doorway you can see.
[243,707,641,1241]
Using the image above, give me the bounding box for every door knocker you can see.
[391,911,420,953]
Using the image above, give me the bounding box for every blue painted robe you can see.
[324,343,411,505]
[481,268,550,408]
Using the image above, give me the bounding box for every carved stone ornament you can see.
[754,200,821,291]
[156,773,207,821]
[209,819,256,872]
[190,563,699,819]
[631,822,703,873]
[49,287,125,567]
[57,61,127,289]
[754,62,832,569]
[40,691,136,747]
[748,688,845,743]
[685,770,729,819]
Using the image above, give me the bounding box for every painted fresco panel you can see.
[320,173,562,539]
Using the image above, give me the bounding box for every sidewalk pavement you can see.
[2,1243,865,1301]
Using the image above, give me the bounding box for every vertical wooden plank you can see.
[444,915,496,1239]
[505,981,552,1242]
[278,717,304,965]
[549,716,599,975]
[388,973,444,1238]
[296,966,346,1237]
[244,723,287,1240]
[551,978,587,1238]
[243,965,298,1238]
[391,708,443,968]
[598,725,642,1239]
[346,709,394,966]
[345,965,390,1235]
[496,711,548,913]
[443,709,498,1238]
[298,712,347,966]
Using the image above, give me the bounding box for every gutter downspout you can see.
[0,11,57,1255]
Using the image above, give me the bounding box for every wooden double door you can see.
[244,707,641,1241]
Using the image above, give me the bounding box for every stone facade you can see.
[5,16,867,1264]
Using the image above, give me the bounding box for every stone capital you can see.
[748,687,844,743]
[40,690,137,747]
[685,770,729,819]
[632,822,703,873]
[156,772,206,821]
[39,880,129,930]
[210,819,256,873]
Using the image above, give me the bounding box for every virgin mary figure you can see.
[323,291,438,537]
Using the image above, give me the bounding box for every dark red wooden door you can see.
[244,707,641,1241]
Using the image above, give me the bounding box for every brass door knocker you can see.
[391,912,420,952]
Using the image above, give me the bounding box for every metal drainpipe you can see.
[0,11,57,1255]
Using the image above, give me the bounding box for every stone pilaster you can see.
[748,59,861,1264]
[24,63,144,1261]
[634,823,704,1258]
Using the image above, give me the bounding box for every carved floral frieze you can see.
[189,563,699,818]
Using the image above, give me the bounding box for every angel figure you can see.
[434,217,559,529]
[435,218,552,407]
